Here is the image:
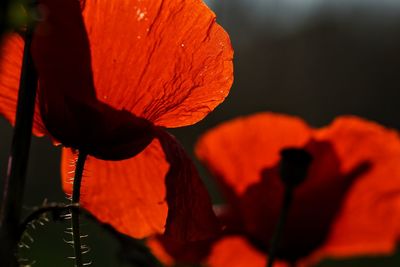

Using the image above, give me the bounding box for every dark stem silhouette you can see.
[71,151,87,267]
[267,148,312,267]
[267,186,294,267]
[19,203,80,240]
[0,17,38,267]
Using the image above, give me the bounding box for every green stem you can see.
[267,186,293,267]
[71,151,87,267]
[0,18,38,267]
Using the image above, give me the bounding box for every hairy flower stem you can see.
[19,203,80,239]
[0,21,38,267]
[71,151,87,267]
[267,186,294,267]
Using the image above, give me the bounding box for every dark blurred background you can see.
[1,0,400,266]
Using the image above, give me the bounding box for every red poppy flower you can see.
[149,113,400,266]
[0,0,233,241]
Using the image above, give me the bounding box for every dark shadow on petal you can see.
[156,130,220,245]
[239,140,371,262]
[156,234,215,265]
[32,0,155,160]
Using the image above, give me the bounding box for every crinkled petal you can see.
[306,116,400,262]
[82,0,233,127]
[195,113,311,195]
[61,139,169,238]
[0,34,45,136]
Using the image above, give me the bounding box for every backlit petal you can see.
[62,129,219,240]
[147,236,288,267]
[61,139,169,238]
[197,113,400,264]
[0,34,45,136]
[148,235,214,265]
[146,236,287,267]
[32,0,155,159]
[196,113,348,261]
[195,113,311,196]
[307,116,400,262]
[147,237,175,266]
[83,0,233,127]
[238,139,367,261]
[207,236,287,267]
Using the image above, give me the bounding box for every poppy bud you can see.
[279,148,312,187]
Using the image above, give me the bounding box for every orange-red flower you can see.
[0,0,233,241]
[150,113,400,266]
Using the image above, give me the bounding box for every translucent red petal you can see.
[62,140,168,238]
[61,130,219,240]
[82,0,233,127]
[0,34,45,136]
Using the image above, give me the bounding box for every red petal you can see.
[307,117,400,262]
[32,0,156,159]
[31,0,99,148]
[147,235,288,267]
[149,235,214,265]
[62,139,169,238]
[147,237,175,266]
[206,237,266,267]
[238,139,368,261]
[82,0,233,127]
[0,34,45,136]
[61,130,219,240]
[3,0,233,158]
[195,113,311,196]
[206,236,287,267]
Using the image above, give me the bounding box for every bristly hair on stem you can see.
[17,202,81,267]
[18,202,80,240]
[70,151,88,267]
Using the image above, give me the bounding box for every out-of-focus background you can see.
[1,0,400,266]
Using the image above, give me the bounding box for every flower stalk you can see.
[267,148,312,267]
[19,203,80,240]
[71,151,87,267]
[267,186,294,267]
[0,13,38,267]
